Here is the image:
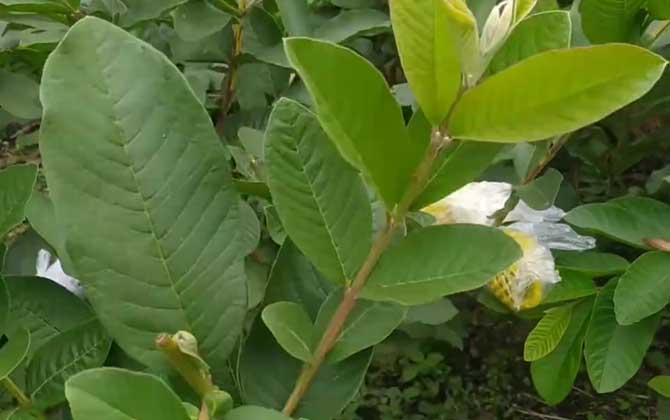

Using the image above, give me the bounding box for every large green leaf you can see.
[614,252,670,326]
[315,290,406,363]
[531,297,593,405]
[172,0,232,41]
[27,320,112,409]
[262,302,316,362]
[0,327,30,380]
[648,0,670,19]
[361,225,522,305]
[489,11,571,76]
[224,406,292,420]
[40,17,252,369]
[449,45,667,143]
[240,242,370,420]
[5,276,94,357]
[544,270,597,304]
[0,71,41,119]
[118,0,188,27]
[390,0,460,124]
[564,197,670,249]
[553,251,629,277]
[284,37,424,208]
[585,279,660,393]
[524,304,572,362]
[0,165,37,239]
[265,99,371,284]
[65,368,190,420]
[579,0,646,43]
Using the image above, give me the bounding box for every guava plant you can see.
[0,0,669,419]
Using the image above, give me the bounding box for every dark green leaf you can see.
[224,406,292,420]
[516,168,564,210]
[0,165,37,239]
[0,71,41,119]
[553,251,629,277]
[262,302,316,362]
[172,0,232,41]
[579,0,646,43]
[0,327,30,380]
[614,252,670,325]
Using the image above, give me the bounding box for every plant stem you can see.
[281,130,450,416]
[2,378,31,410]
[524,133,572,184]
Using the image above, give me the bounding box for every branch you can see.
[281,130,451,416]
[524,133,572,184]
[1,378,31,410]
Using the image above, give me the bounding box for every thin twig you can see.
[281,131,451,416]
[3,120,40,143]
[513,406,573,420]
[524,133,572,184]
[1,378,31,410]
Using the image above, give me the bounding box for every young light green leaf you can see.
[265,99,371,284]
[0,165,37,239]
[224,406,293,420]
[40,17,251,369]
[585,279,660,393]
[284,37,424,208]
[27,320,112,409]
[0,327,30,380]
[516,168,564,210]
[0,70,41,119]
[544,270,597,304]
[648,0,670,19]
[261,302,316,363]
[361,225,522,305]
[564,197,670,249]
[531,297,592,405]
[649,375,670,398]
[315,290,406,363]
[450,45,667,143]
[554,251,629,277]
[579,0,646,44]
[390,0,461,124]
[488,11,572,75]
[524,304,572,361]
[614,252,670,326]
[5,276,93,357]
[441,0,481,86]
[172,0,232,41]
[65,368,191,420]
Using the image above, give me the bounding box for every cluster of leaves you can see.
[0,0,669,419]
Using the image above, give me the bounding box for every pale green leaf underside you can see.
[265,99,371,284]
[40,17,250,369]
[65,368,190,420]
[262,301,316,362]
[362,225,522,305]
[524,304,572,362]
[614,252,670,326]
[585,280,659,393]
[450,44,667,143]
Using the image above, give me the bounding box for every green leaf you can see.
[0,327,30,380]
[265,99,371,284]
[0,0,69,13]
[649,375,670,398]
[390,0,461,124]
[516,168,563,210]
[449,45,667,143]
[531,297,593,405]
[24,192,70,269]
[414,141,504,209]
[579,0,646,44]
[524,304,572,362]
[284,37,424,208]
[614,252,670,326]
[314,9,390,44]
[648,0,670,19]
[240,242,370,419]
[441,0,481,86]
[27,320,112,409]
[0,71,41,119]
[224,406,293,420]
[315,290,406,363]
[554,251,629,277]
[0,276,8,335]
[405,298,459,325]
[0,165,37,239]
[262,302,316,363]
[488,11,572,75]
[65,368,191,420]
[40,17,251,370]
[5,276,93,357]
[276,0,311,36]
[172,0,232,41]
[361,225,522,305]
[565,197,670,249]
[585,279,660,393]
[544,270,597,304]
[119,0,188,27]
